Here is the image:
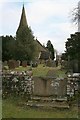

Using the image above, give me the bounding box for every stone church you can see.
[16,4,50,61]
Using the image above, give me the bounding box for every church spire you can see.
[18,4,28,29]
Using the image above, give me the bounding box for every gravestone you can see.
[22,61,27,67]
[15,60,20,68]
[8,60,16,69]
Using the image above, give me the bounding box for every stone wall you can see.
[67,73,79,97]
[2,71,33,98]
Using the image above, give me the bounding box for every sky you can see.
[0,0,79,54]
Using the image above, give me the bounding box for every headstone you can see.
[22,61,27,67]
[15,60,20,68]
[8,60,16,69]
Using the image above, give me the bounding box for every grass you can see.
[2,97,78,118]
[32,64,53,77]
[14,66,30,71]
[15,64,66,77]
[33,65,67,78]
[0,99,2,119]
[14,64,54,77]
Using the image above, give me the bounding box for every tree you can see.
[63,2,80,72]
[2,35,15,61]
[72,1,80,32]
[15,5,36,62]
[65,32,80,72]
[46,40,55,60]
[16,26,36,61]
[61,52,67,61]
[65,33,80,60]
[0,37,2,61]
[72,1,80,24]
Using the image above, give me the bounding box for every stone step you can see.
[31,97,67,102]
[26,102,70,109]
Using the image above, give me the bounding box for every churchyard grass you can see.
[15,64,53,76]
[32,64,53,77]
[15,66,30,71]
[0,99,2,119]
[15,64,66,77]
[2,96,78,118]
[3,64,66,77]
[32,64,66,77]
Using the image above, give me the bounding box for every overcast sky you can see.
[0,0,79,54]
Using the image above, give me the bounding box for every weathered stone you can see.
[46,70,58,78]
[26,71,33,77]
[15,60,20,67]
[33,77,67,97]
[8,60,16,69]
[22,61,27,67]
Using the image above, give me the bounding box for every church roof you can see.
[35,39,48,52]
[17,4,28,30]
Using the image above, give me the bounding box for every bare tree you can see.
[72,1,80,31]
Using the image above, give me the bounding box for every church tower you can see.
[16,4,28,34]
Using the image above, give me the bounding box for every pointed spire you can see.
[18,4,28,28]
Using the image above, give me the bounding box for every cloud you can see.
[0,0,79,53]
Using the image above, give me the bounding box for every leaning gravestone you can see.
[8,60,16,69]
[22,61,27,67]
